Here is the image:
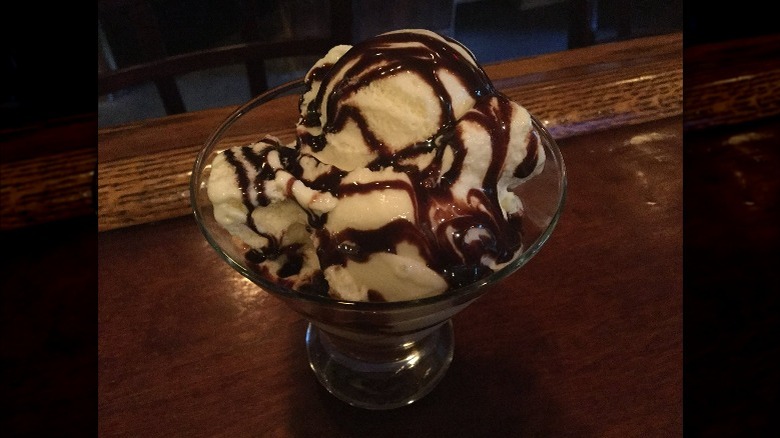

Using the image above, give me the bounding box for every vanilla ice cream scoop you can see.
[207,29,545,302]
[206,136,340,292]
[297,29,493,171]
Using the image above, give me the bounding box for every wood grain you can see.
[684,34,780,131]
[0,149,95,229]
[0,114,96,230]
[98,116,683,436]
[9,32,780,232]
[96,33,683,231]
[19,31,780,233]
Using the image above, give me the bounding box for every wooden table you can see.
[95,33,684,436]
[98,115,682,436]
[5,31,779,435]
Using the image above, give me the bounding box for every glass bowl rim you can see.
[190,78,568,311]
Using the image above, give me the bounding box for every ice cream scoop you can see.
[296,29,491,172]
[206,29,545,302]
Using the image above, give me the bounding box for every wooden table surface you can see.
[5,31,780,436]
[99,114,682,436]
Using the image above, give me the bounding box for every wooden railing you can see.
[7,32,780,232]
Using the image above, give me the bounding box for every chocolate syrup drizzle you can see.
[299,31,495,159]
[224,137,339,280]
[228,31,541,299]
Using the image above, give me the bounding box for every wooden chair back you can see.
[98,0,352,115]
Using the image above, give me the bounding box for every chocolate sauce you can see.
[367,290,387,302]
[301,31,495,160]
[308,97,525,289]
[226,137,314,260]
[515,130,541,179]
[225,31,541,294]
[316,218,432,267]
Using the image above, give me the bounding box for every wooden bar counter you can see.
[93,33,687,436]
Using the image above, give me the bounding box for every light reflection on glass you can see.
[404,351,420,368]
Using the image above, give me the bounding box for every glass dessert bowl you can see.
[191,79,567,410]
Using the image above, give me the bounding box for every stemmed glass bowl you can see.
[191,79,567,410]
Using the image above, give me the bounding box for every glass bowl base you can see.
[305,320,454,410]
